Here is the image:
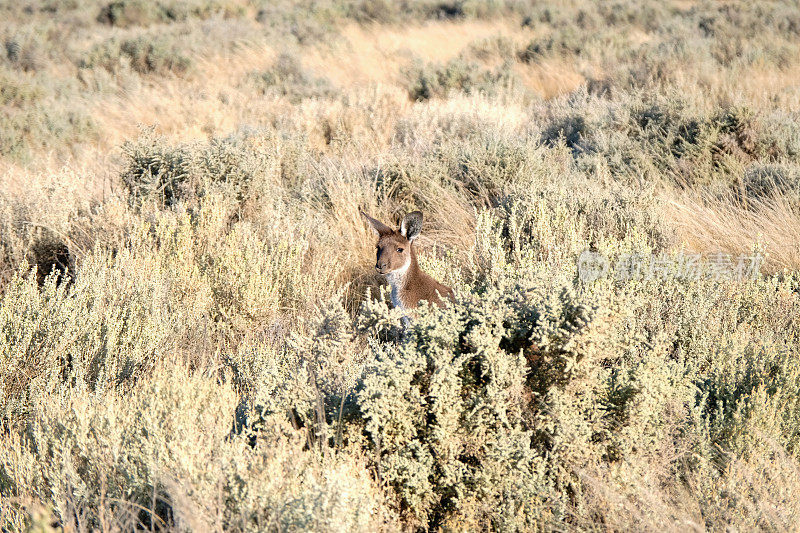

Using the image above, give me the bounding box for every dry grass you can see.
[319,20,515,85]
[87,44,280,151]
[667,192,800,273]
[3,1,800,530]
[513,59,585,98]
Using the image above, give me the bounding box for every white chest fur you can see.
[385,257,411,311]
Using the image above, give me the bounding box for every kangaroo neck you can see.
[405,246,422,285]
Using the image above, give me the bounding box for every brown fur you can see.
[361,210,454,311]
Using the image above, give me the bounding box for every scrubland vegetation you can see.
[3,0,800,530]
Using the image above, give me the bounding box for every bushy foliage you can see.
[120,128,274,206]
[0,361,394,531]
[359,284,547,529]
[0,68,95,161]
[407,58,517,101]
[4,0,800,530]
[537,89,800,188]
[245,53,336,103]
[82,34,192,75]
[97,0,244,27]
[354,201,800,529]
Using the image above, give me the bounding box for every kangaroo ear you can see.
[401,211,423,241]
[360,210,393,236]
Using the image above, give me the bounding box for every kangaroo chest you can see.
[390,283,404,310]
[385,259,412,311]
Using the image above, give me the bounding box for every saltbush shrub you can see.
[3,0,800,529]
[82,35,191,76]
[406,58,517,101]
[120,129,272,207]
[245,53,336,103]
[97,0,244,27]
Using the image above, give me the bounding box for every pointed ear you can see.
[360,210,393,236]
[400,211,423,241]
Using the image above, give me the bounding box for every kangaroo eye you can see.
[397,248,404,253]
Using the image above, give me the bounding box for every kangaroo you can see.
[361,210,454,312]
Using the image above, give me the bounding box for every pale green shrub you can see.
[3,1,800,529]
[1,360,397,531]
[0,363,235,530]
[358,286,546,529]
[97,0,245,27]
[0,100,95,163]
[0,251,178,421]
[121,129,278,207]
[245,53,336,104]
[536,89,800,189]
[82,34,192,76]
[0,68,43,107]
[127,192,338,336]
[406,58,518,102]
[346,0,519,23]
[352,195,800,530]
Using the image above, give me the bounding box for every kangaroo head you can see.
[361,210,423,275]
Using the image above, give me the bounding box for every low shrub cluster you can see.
[2,0,800,530]
[82,34,192,75]
[406,58,518,101]
[2,125,799,529]
[537,89,800,188]
[0,81,95,163]
[245,53,336,103]
[97,0,245,27]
